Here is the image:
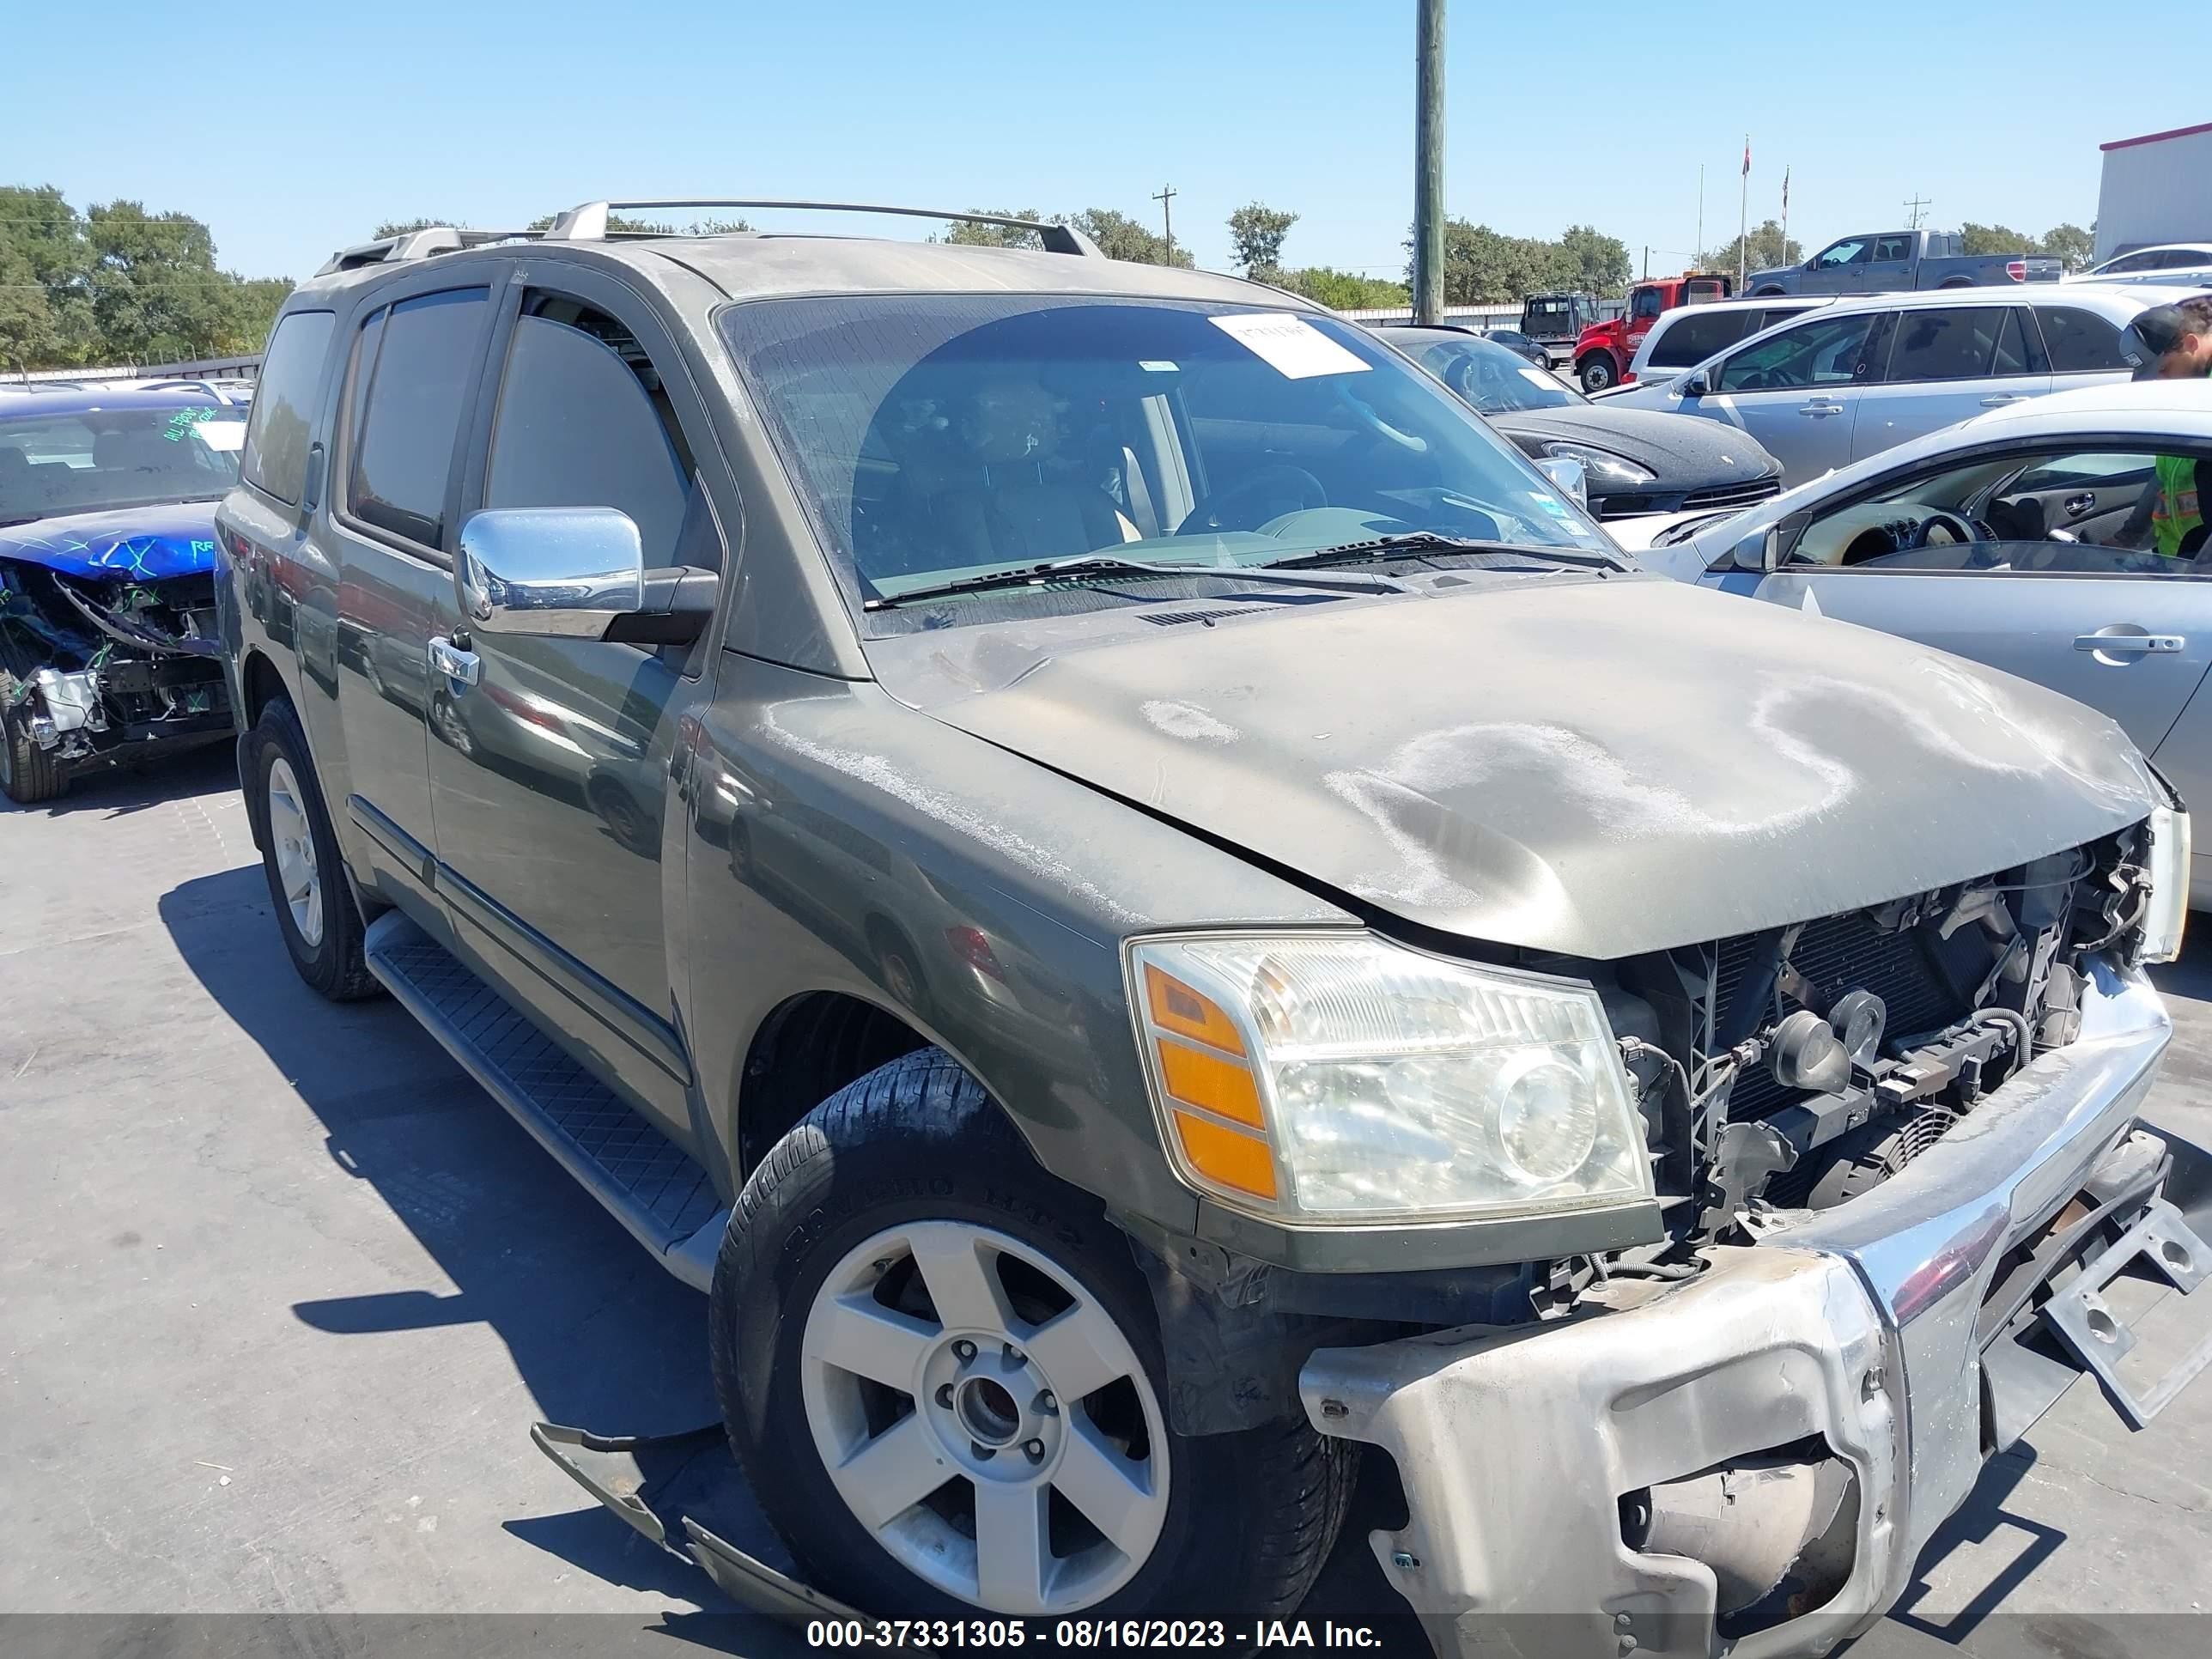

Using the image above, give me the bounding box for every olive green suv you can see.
[216,200,2206,1656]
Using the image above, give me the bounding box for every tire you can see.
[714,1050,1355,1622]
[0,678,63,805]
[1578,354,1617,393]
[246,697,380,1000]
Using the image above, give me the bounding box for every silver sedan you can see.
[1639,377,2212,902]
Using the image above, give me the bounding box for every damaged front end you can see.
[1,527,232,802]
[1302,816,2210,1658]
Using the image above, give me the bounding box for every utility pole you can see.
[1152,185,1177,262]
[1413,0,1446,325]
[1904,194,1929,230]
[1642,245,1650,280]
[1737,136,1749,291]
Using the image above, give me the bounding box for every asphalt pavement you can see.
[3,747,2209,1658]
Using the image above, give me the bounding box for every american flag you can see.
[1742,140,1752,177]
[1783,167,1790,210]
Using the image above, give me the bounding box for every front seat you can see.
[908,380,1138,567]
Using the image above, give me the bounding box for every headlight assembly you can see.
[1539,440,1655,491]
[1127,933,1655,1224]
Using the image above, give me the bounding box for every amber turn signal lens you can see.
[1158,1039,1266,1129]
[1145,964,1245,1055]
[1170,1109,1278,1200]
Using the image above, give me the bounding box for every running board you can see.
[533,1422,866,1626]
[364,911,729,1289]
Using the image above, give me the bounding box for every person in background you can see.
[2115,298,2212,557]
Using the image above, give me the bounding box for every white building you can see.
[2096,121,2212,263]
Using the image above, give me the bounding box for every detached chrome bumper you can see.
[1299,957,2207,1659]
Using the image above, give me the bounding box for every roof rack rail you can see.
[541,199,1103,258]
[315,226,542,277]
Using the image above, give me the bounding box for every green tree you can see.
[1265,267,1409,310]
[521,212,750,235]
[2039,222,2095,272]
[0,185,94,369]
[1559,224,1632,298]
[1227,204,1298,274]
[1702,219,1802,278]
[373,217,461,237]
[1420,220,1579,304]
[85,201,238,362]
[937,208,1052,249]
[1959,222,2037,257]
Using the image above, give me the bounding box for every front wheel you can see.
[714,1050,1353,1620]
[0,678,63,805]
[1577,354,1617,392]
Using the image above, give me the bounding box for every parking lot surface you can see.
[4,752,2210,1654]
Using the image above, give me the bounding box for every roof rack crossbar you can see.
[543,199,1102,258]
[315,226,544,276]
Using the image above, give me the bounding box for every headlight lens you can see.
[1540,440,1656,490]
[1127,934,1655,1224]
[2141,805,2191,963]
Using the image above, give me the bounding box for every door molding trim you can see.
[436,860,693,1086]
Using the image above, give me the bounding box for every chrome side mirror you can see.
[1534,455,1589,506]
[1678,370,1711,398]
[455,507,643,638]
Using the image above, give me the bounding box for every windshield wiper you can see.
[1256,532,1625,574]
[865,555,1391,611]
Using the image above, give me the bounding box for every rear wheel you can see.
[0,678,63,805]
[714,1050,1354,1620]
[247,698,380,1000]
[1578,354,1618,392]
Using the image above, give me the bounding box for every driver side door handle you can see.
[428,635,482,686]
[2063,492,2097,517]
[1979,394,2027,408]
[1799,399,1845,417]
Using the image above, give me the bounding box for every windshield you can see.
[1398,333,1583,413]
[720,295,1607,626]
[0,403,246,525]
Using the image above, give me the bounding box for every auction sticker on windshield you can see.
[1208,313,1370,380]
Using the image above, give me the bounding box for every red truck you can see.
[1572,272,1732,392]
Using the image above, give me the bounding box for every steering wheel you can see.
[1911,511,1982,550]
[1179,465,1328,533]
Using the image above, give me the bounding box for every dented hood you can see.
[0,503,219,581]
[879,577,2159,959]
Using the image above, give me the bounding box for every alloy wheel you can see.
[799,1219,1170,1615]
[265,755,325,949]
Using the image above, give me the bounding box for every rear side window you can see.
[2039,307,2129,374]
[242,310,334,505]
[1882,307,2010,381]
[1650,310,1756,368]
[484,301,692,566]
[348,288,489,547]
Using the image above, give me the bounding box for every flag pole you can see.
[1781,165,1790,262]
[1737,136,1749,290]
[1696,165,1705,265]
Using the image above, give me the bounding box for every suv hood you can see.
[0,503,219,581]
[883,578,2157,959]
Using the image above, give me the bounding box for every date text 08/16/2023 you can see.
[805,1620,1387,1649]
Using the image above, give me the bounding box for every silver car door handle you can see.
[2074,633,2184,656]
[2063,492,2097,517]
[428,635,482,685]
[1799,399,1845,416]
[1979,393,2026,407]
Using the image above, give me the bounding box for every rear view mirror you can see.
[456,507,644,638]
[1678,370,1712,398]
[1534,455,1588,506]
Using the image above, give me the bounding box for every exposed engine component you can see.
[1611,832,2150,1243]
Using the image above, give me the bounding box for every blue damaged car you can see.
[0,386,242,801]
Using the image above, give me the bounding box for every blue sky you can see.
[9,0,2193,282]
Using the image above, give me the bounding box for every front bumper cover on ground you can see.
[1297,955,2208,1659]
